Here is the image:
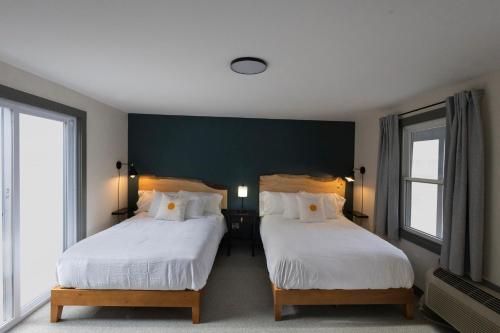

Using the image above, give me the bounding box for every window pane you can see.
[19,114,64,308]
[408,182,442,238]
[411,139,440,179]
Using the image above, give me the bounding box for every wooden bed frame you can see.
[260,174,414,321]
[51,176,228,324]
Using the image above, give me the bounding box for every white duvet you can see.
[57,213,226,291]
[260,215,414,290]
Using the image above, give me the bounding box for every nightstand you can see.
[345,210,369,224]
[222,209,258,257]
[111,207,133,223]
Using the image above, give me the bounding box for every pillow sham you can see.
[259,191,284,216]
[297,194,326,222]
[148,190,163,217]
[134,190,154,214]
[179,191,223,215]
[300,192,338,219]
[333,193,346,216]
[184,197,206,219]
[281,192,300,219]
[155,194,188,221]
[148,190,177,217]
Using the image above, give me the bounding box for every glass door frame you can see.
[0,99,78,331]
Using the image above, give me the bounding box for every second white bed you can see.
[260,214,414,290]
[57,213,226,291]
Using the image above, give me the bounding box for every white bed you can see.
[51,176,228,324]
[261,214,414,290]
[259,174,415,320]
[57,212,226,291]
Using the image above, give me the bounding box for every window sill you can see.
[400,228,441,254]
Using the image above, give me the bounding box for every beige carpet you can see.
[11,242,453,333]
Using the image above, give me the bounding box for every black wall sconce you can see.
[116,161,138,210]
[345,166,366,213]
[116,161,138,179]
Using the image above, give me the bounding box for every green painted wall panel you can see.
[128,114,355,211]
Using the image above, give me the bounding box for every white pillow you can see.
[300,192,338,219]
[148,190,177,217]
[155,194,188,221]
[323,193,339,219]
[179,191,223,215]
[184,197,206,219]
[259,191,284,216]
[134,190,154,214]
[333,193,346,216]
[148,190,163,217]
[297,194,326,222]
[281,192,300,219]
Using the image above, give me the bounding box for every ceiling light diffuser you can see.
[230,57,267,75]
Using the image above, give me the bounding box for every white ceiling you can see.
[1,1,500,120]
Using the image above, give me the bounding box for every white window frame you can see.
[401,117,446,244]
[0,99,78,332]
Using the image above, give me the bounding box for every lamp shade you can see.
[129,163,138,179]
[237,185,248,198]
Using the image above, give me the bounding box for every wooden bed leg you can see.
[191,291,201,324]
[274,302,282,321]
[404,302,414,319]
[272,284,282,321]
[192,305,200,324]
[50,302,63,323]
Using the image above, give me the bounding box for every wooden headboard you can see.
[259,174,346,197]
[138,175,228,209]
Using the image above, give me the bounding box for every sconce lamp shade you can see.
[129,163,138,179]
[238,185,248,198]
[345,176,355,182]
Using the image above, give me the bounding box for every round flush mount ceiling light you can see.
[230,57,267,75]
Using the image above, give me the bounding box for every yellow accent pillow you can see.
[297,195,326,222]
[300,191,338,219]
[155,194,188,221]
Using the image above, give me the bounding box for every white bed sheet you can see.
[260,215,414,290]
[57,213,226,291]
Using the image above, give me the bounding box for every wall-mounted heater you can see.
[425,268,500,332]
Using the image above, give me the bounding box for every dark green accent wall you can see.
[128,114,355,211]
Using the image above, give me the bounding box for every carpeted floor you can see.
[11,242,453,333]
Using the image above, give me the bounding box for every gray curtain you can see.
[374,114,400,240]
[440,90,484,282]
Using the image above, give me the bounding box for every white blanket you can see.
[260,215,414,290]
[57,213,226,291]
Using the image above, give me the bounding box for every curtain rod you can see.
[398,100,445,117]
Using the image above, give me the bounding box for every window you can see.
[0,89,86,331]
[401,114,445,251]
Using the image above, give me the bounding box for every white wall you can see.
[354,69,500,288]
[0,60,128,236]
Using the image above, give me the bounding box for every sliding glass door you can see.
[19,113,65,309]
[1,100,77,330]
[0,109,4,326]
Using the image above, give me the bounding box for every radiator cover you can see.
[425,268,500,333]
